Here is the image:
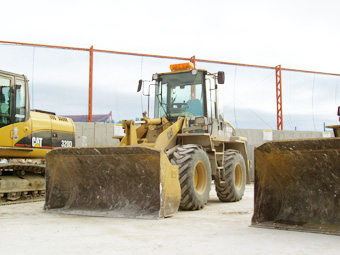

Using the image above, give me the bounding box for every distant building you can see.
[64,111,113,123]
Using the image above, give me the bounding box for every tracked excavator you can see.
[252,107,340,235]
[44,61,250,218]
[0,70,75,202]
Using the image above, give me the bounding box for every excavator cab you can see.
[0,70,75,154]
[0,70,75,202]
[0,70,29,129]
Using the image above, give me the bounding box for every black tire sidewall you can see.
[171,145,212,210]
[185,148,212,206]
[215,150,246,202]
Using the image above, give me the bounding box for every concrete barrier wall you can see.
[235,129,325,181]
[74,122,120,147]
[74,122,327,181]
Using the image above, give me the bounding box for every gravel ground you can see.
[0,184,339,255]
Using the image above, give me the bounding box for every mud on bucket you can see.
[44,146,181,219]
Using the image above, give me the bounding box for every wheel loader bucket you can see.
[252,138,340,235]
[44,146,181,219]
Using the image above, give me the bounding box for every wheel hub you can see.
[234,163,243,190]
[194,161,207,194]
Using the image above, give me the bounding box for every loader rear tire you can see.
[215,150,246,202]
[170,145,211,210]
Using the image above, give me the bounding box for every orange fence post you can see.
[88,46,94,123]
[190,55,196,68]
[276,65,283,130]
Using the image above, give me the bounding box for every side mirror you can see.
[217,71,225,84]
[137,80,143,92]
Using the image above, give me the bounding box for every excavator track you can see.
[0,162,46,204]
[0,197,44,206]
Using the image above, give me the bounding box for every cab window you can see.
[15,80,26,123]
[157,71,205,120]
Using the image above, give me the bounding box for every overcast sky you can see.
[3,0,340,72]
[1,0,340,131]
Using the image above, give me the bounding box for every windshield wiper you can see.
[158,95,171,120]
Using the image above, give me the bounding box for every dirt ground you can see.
[1,184,339,255]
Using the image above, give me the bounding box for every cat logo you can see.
[32,137,43,148]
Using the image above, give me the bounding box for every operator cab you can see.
[138,60,235,139]
[0,70,29,128]
[155,69,205,122]
[152,62,225,123]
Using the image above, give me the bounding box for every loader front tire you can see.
[170,145,211,210]
[215,150,246,202]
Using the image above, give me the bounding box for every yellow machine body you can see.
[45,67,249,218]
[0,111,75,158]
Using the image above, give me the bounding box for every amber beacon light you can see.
[170,62,195,71]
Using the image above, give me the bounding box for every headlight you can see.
[152,73,158,80]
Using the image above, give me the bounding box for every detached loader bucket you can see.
[44,146,181,219]
[252,138,340,235]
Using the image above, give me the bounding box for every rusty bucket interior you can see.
[44,146,181,219]
[252,138,340,235]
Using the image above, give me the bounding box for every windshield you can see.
[155,71,205,120]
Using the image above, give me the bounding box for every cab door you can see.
[0,71,31,148]
[0,73,14,147]
[0,74,13,129]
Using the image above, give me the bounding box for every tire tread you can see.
[170,145,211,210]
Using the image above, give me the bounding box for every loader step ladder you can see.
[212,141,225,183]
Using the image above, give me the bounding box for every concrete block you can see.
[105,124,118,146]
[94,123,108,146]
[74,122,84,137]
[82,123,95,146]
[75,135,87,147]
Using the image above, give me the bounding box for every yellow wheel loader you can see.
[0,70,75,202]
[44,62,250,218]
[252,107,340,235]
